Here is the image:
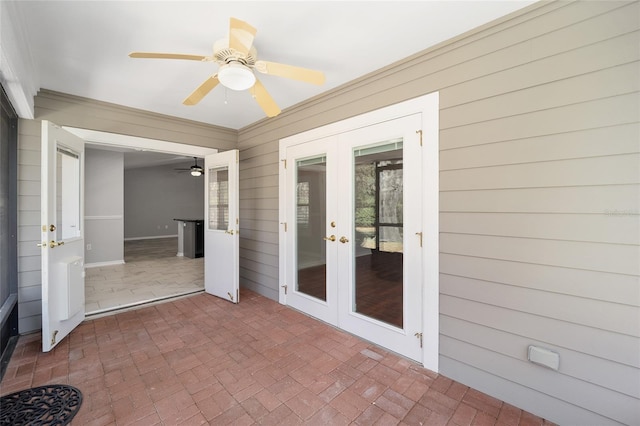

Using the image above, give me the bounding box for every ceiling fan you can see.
[129,17,325,118]
[175,157,204,176]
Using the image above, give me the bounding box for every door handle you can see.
[339,236,349,244]
[323,235,336,242]
[49,240,65,248]
[225,229,235,235]
[37,242,47,248]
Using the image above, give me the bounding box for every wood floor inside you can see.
[297,250,403,328]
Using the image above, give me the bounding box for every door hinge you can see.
[416,129,423,146]
[237,289,239,303]
[281,284,288,295]
[414,332,423,348]
[280,222,287,232]
[415,232,423,248]
[236,150,239,163]
[281,159,287,169]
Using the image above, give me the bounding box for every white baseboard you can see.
[85,260,125,269]
[124,234,178,241]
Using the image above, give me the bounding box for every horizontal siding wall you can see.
[237,1,640,424]
[17,119,43,334]
[17,93,237,334]
[35,90,237,150]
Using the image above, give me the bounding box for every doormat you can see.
[0,384,82,425]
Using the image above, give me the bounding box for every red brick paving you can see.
[0,290,557,425]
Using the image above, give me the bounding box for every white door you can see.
[336,114,423,361]
[204,150,239,303]
[283,114,423,361]
[40,121,85,352]
[284,137,338,324]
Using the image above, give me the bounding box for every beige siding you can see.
[17,119,43,333]
[35,90,237,150]
[237,1,639,424]
[17,93,236,334]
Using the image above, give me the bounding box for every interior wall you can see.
[84,148,124,266]
[124,161,204,240]
[236,1,639,425]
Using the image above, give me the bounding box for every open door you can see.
[204,150,239,303]
[40,121,85,352]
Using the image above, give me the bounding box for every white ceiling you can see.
[16,1,534,130]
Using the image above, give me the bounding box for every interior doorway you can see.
[64,127,217,315]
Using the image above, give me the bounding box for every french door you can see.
[41,121,85,352]
[204,150,239,303]
[284,114,423,361]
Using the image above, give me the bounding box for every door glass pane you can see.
[296,155,327,301]
[56,147,80,240]
[208,166,229,230]
[353,141,403,328]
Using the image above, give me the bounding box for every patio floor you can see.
[0,290,556,425]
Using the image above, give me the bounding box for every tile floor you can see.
[85,238,204,315]
[1,290,556,426]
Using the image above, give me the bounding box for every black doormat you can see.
[0,384,82,426]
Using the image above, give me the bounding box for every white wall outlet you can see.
[527,345,560,370]
[86,243,92,251]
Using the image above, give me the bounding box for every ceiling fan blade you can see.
[183,74,220,105]
[252,79,281,117]
[254,60,325,85]
[129,52,209,61]
[229,18,257,56]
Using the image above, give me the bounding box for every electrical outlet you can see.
[165,225,168,229]
[86,243,92,250]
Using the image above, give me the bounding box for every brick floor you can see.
[0,290,557,425]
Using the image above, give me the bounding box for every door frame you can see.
[278,92,439,371]
[62,127,218,301]
[63,127,218,159]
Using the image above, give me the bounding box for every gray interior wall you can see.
[236,1,639,424]
[16,97,235,334]
[124,161,204,240]
[84,148,124,265]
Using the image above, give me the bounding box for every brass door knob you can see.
[323,235,336,242]
[49,240,65,248]
[339,236,349,244]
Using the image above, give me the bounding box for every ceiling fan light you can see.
[218,62,256,91]
[190,168,203,177]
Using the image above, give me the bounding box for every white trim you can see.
[85,260,125,269]
[0,1,38,118]
[124,235,178,241]
[85,215,123,220]
[279,92,439,372]
[63,127,218,157]
[280,95,439,147]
